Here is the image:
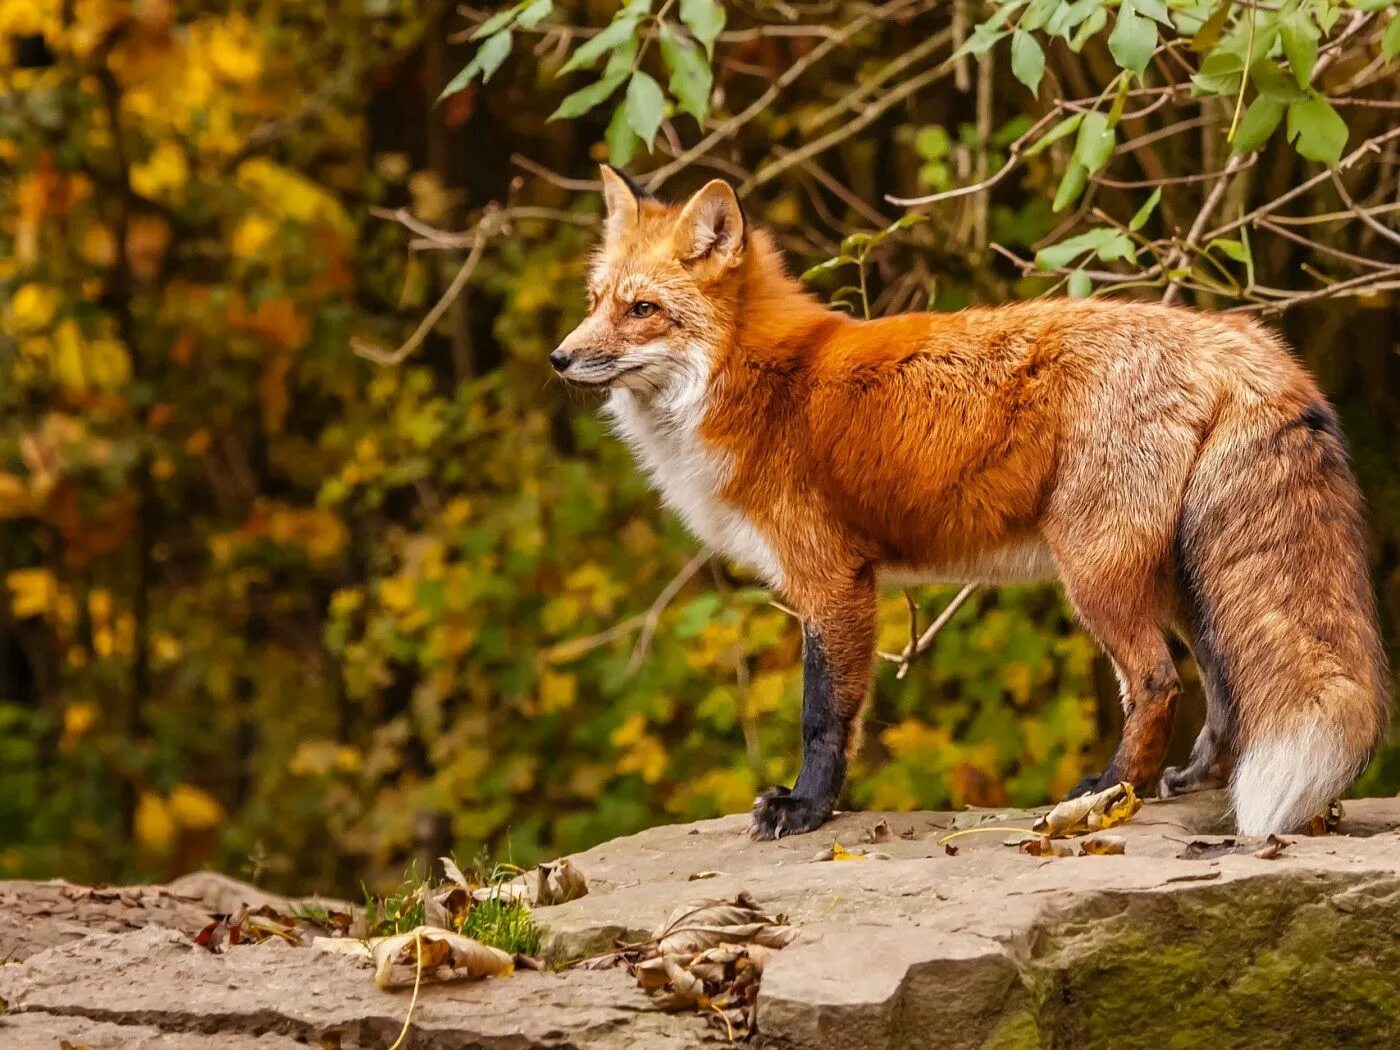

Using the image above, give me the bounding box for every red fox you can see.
[551,165,1390,840]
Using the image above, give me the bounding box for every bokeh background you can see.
[1,0,1396,895]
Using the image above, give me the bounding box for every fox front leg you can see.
[749,571,875,840]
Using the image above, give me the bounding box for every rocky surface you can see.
[4,792,1400,1048]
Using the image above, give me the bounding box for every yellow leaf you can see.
[230,214,276,259]
[6,283,60,334]
[539,670,577,713]
[1032,782,1142,838]
[62,702,97,741]
[130,139,189,200]
[167,784,224,830]
[7,568,59,619]
[830,841,866,862]
[135,791,176,853]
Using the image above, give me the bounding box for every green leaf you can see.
[1191,48,1245,96]
[1052,162,1088,212]
[606,105,638,167]
[1073,110,1115,173]
[1025,113,1083,158]
[680,0,726,57]
[1036,227,1116,269]
[1108,0,1157,77]
[1383,16,1400,62]
[517,0,553,28]
[472,2,524,40]
[1133,0,1173,25]
[1128,187,1161,231]
[1067,269,1093,298]
[440,30,513,99]
[549,70,628,120]
[1190,0,1233,53]
[1046,0,1100,38]
[1011,30,1046,93]
[561,14,640,74]
[955,0,1025,58]
[1231,93,1285,153]
[1279,8,1320,88]
[1069,6,1108,51]
[800,256,854,283]
[659,24,711,121]
[915,125,951,160]
[1286,92,1348,165]
[1019,0,1060,33]
[1249,59,1305,101]
[623,71,665,149]
[1208,231,1253,286]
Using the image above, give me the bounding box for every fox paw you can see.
[1064,770,1116,799]
[1158,765,1221,799]
[748,787,831,840]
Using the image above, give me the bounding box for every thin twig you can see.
[878,583,977,679]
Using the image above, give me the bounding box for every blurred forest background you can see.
[1,0,1397,896]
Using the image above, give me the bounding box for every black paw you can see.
[1064,770,1115,800]
[747,786,832,840]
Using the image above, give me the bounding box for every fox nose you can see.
[550,348,573,372]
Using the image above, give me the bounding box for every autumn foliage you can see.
[1,1,1396,893]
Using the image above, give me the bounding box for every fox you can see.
[550,164,1390,841]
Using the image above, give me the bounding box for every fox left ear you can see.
[675,179,746,269]
[599,164,646,243]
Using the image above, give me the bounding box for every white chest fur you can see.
[605,386,784,589]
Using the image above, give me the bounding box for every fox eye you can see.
[627,301,660,319]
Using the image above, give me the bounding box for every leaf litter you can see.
[577,891,798,1041]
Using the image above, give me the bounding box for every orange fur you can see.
[553,169,1390,838]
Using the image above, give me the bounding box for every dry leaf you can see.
[944,843,960,856]
[1253,834,1291,860]
[439,855,471,889]
[371,927,514,989]
[1019,836,1074,858]
[1078,835,1126,856]
[811,841,867,862]
[1032,782,1141,838]
[688,871,725,881]
[535,857,588,905]
[867,819,893,844]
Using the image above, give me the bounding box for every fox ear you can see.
[675,179,746,269]
[599,164,645,243]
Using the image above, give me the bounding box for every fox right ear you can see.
[599,165,644,243]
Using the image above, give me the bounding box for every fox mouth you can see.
[560,361,645,387]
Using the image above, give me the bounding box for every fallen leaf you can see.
[867,819,893,844]
[688,871,726,881]
[944,843,960,857]
[535,858,588,905]
[1033,782,1141,838]
[1253,834,1291,860]
[1020,836,1074,858]
[371,927,514,989]
[1078,835,1126,856]
[439,856,471,889]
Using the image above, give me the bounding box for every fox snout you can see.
[549,347,573,372]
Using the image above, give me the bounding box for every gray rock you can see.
[4,792,1400,1048]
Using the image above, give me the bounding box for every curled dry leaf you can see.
[439,855,471,889]
[1078,835,1126,856]
[944,843,960,857]
[535,857,588,906]
[1033,782,1141,838]
[867,819,893,844]
[1306,801,1344,836]
[371,927,514,989]
[1020,836,1074,858]
[688,871,726,881]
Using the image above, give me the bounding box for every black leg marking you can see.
[750,625,846,840]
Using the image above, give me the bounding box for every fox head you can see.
[550,166,747,395]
